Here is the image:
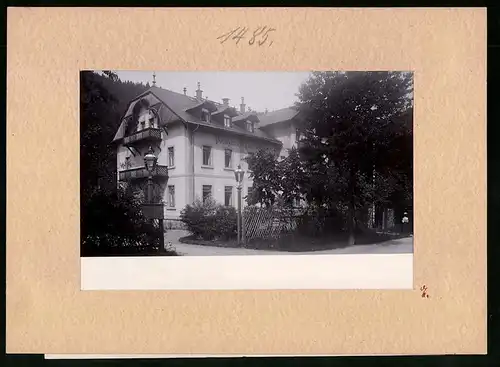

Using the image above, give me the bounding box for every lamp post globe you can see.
[234,164,245,185]
[144,146,157,172]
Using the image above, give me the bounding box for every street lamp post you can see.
[144,146,164,252]
[234,164,245,245]
[144,146,157,204]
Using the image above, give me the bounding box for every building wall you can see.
[262,120,298,158]
[158,122,187,168]
[117,121,288,219]
[160,122,189,219]
[161,127,278,218]
[116,122,184,172]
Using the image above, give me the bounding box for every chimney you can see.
[195,82,203,101]
[183,87,187,95]
[265,108,268,114]
[240,97,246,113]
[222,98,230,107]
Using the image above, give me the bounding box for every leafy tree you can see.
[296,71,413,245]
[80,71,118,200]
[80,71,176,255]
[80,71,149,197]
[245,147,310,208]
[279,147,307,207]
[245,149,282,207]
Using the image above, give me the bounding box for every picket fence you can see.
[243,206,301,242]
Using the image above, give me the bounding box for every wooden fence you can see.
[242,206,301,242]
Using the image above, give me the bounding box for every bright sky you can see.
[113,71,311,112]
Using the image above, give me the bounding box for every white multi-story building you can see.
[112,83,303,219]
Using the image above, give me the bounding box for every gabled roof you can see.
[212,106,239,117]
[113,86,297,144]
[257,107,300,128]
[232,112,260,123]
[185,99,218,113]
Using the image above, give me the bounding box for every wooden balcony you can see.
[119,165,169,181]
[123,127,162,146]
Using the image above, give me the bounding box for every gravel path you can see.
[165,230,413,256]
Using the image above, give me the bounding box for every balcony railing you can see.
[123,127,162,146]
[119,165,168,181]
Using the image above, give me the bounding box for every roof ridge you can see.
[151,85,197,100]
[151,85,226,107]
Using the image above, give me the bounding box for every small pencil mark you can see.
[420,285,430,298]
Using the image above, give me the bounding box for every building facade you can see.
[112,84,303,219]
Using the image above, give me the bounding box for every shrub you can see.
[296,206,345,237]
[180,198,214,239]
[81,187,178,256]
[180,198,237,240]
[214,205,238,240]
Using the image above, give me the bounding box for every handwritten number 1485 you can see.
[217,26,276,46]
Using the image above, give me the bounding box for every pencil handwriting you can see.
[217,26,276,47]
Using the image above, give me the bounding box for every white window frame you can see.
[168,185,175,208]
[202,185,212,203]
[224,114,232,128]
[202,146,212,167]
[224,186,233,206]
[201,108,211,123]
[246,120,254,133]
[167,146,175,168]
[224,149,233,168]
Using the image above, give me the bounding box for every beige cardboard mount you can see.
[6,8,486,355]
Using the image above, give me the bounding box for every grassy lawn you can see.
[179,231,407,252]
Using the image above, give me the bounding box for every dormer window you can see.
[246,120,254,133]
[201,108,211,123]
[224,115,232,128]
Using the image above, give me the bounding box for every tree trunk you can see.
[347,166,357,246]
[347,202,356,246]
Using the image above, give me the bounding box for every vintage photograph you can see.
[81,71,413,257]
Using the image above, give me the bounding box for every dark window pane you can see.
[168,185,175,207]
[203,146,211,166]
[201,109,211,123]
[168,147,175,167]
[246,121,254,132]
[202,185,212,203]
[225,149,232,168]
[224,186,232,206]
